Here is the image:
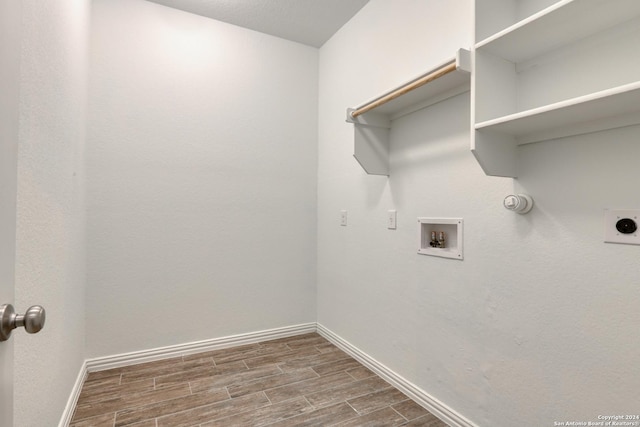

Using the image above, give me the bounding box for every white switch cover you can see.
[604,209,640,245]
[340,210,348,226]
[387,210,397,229]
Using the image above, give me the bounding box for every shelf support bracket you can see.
[346,109,391,176]
[345,49,471,177]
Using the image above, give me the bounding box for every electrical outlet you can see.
[340,210,348,226]
[387,210,397,229]
[604,209,640,245]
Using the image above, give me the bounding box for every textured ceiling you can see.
[145,0,370,47]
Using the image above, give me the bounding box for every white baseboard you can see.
[85,322,316,372]
[317,323,476,427]
[62,322,473,427]
[58,360,87,427]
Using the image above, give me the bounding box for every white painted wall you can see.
[86,0,318,358]
[318,1,640,426]
[0,1,21,425]
[13,0,89,425]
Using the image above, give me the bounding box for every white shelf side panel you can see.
[476,0,640,63]
[347,49,471,176]
[353,125,390,176]
[471,129,518,178]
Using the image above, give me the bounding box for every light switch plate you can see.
[387,210,397,229]
[604,209,640,245]
[340,210,348,226]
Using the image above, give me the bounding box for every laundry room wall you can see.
[317,1,640,426]
[86,0,319,357]
[13,0,90,425]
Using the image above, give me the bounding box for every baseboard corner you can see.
[58,359,88,427]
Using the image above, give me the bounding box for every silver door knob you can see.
[0,304,46,342]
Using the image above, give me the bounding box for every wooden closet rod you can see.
[350,60,458,118]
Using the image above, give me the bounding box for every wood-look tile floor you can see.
[70,333,448,427]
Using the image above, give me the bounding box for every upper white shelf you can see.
[346,49,471,176]
[475,81,640,144]
[476,0,640,63]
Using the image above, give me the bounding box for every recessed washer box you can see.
[604,209,640,245]
[418,218,463,260]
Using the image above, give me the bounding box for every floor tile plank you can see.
[69,412,115,427]
[156,392,269,427]
[265,371,355,404]
[392,399,432,421]
[403,413,449,426]
[346,366,376,381]
[200,396,313,427]
[334,406,407,426]
[212,342,290,365]
[82,374,121,390]
[121,357,216,384]
[77,378,154,406]
[182,343,260,363]
[314,342,341,353]
[266,401,358,426]
[244,346,321,369]
[115,388,229,426]
[347,387,408,415]
[311,358,363,376]
[277,348,352,372]
[227,368,318,398]
[72,382,190,422]
[118,420,157,427]
[154,359,248,387]
[189,364,283,394]
[305,376,391,409]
